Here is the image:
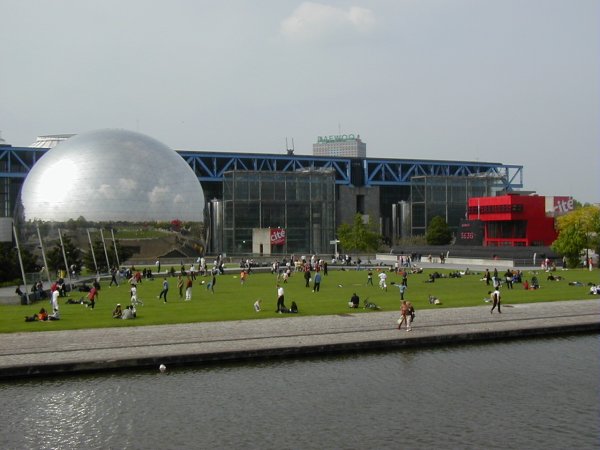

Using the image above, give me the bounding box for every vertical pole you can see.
[111,228,120,268]
[13,223,30,304]
[87,229,98,273]
[100,229,111,273]
[36,223,51,284]
[58,228,73,291]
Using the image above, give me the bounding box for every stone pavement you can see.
[0,299,598,379]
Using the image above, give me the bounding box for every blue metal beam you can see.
[0,146,522,190]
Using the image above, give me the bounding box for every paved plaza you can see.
[0,299,598,379]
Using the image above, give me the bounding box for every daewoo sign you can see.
[270,228,286,245]
[317,134,356,143]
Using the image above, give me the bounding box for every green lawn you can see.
[2,267,598,333]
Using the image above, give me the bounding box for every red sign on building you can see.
[552,196,574,215]
[270,228,286,246]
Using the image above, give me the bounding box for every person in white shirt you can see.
[276,285,286,312]
[378,272,388,291]
[51,288,60,312]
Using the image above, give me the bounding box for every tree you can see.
[426,216,452,245]
[337,214,381,253]
[45,233,83,274]
[552,205,600,268]
[82,237,134,273]
[0,242,37,284]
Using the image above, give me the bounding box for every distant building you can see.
[1,131,524,252]
[313,134,366,158]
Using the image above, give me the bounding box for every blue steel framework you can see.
[0,145,523,214]
[173,151,523,189]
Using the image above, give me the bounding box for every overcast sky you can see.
[1,0,598,203]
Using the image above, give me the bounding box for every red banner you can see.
[270,228,286,246]
[553,196,574,215]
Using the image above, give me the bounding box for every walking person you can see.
[378,271,388,291]
[304,268,311,288]
[177,275,184,299]
[207,271,216,293]
[504,269,513,289]
[367,270,373,286]
[129,283,144,307]
[490,287,501,314]
[109,267,119,287]
[158,277,169,303]
[397,300,413,331]
[394,282,407,300]
[185,276,193,301]
[87,285,98,309]
[312,272,321,292]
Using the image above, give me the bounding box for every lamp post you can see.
[86,229,98,273]
[13,223,30,304]
[36,223,51,285]
[57,228,73,291]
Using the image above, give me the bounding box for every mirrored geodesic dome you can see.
[18,129,205,223]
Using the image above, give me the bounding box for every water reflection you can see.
[1,335,598,449]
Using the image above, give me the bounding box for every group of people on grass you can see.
[23,252,592,332]
[111,303,136,320]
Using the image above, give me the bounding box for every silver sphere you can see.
[19,129,205,223]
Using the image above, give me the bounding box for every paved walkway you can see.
[0,299,598,379]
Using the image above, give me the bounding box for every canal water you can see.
[1,334,598,449]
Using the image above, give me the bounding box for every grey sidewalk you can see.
[0,299,598,379]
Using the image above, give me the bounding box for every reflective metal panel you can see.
[19,129,205,222]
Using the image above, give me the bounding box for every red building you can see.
[466,194,557,246]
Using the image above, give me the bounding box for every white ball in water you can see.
[159,364,166,372]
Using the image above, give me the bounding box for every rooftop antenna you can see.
[286,137,294,155]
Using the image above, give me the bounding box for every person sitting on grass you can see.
[112,304,123,319]
[25,308,48,322]
[48,308,60,321]
[348,293,360,308]
[121,305,136,320]
[364,298,381,310]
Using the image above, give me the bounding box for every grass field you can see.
[2,267,598,333]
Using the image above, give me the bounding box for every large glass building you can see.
[214,170,336,255]
[1,132,524,255]
[410,175,503,236]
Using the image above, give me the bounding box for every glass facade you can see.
[410,176,504,236]
[221,170,335,255]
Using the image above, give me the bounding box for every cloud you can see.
[148,185,171,204]
[281,2,375,41]
[97,184,117,200]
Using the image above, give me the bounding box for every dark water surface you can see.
[1,334,598,449]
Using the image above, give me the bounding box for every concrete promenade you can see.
[0,299,598,379]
